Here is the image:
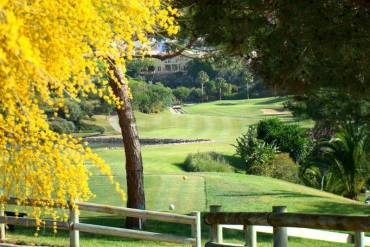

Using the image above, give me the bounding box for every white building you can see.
[142,49,204,75]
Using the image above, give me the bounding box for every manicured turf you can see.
[101,97,313,142]
[6,98,364,247]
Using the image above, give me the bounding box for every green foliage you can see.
[270,153,300,183]
[49,118,76,134]
[197,70,209,86]
[182,152,233,172]
[176,0,370,97]
[187,59,216,79]
[173,86,191,103]
[285,90,370,128]
[188,88,202,102]
[234,126,277,171]
[61,99,84,124]
[234,126,300,182]
[129,80,174,113]
[142,56,274,102]
[78,122,105,134]
[126,59,154,78]
[301,124,370,199]
[257,118,311,162]
[80,100,97,118]
[94,99,114,115]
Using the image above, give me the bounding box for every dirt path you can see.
[108,115,121,133]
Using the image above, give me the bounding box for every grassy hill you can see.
[7,173,369,247]
[6,98,365,247]
[95,97,312,142]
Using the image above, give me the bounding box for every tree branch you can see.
[145,36,198,60]
[351,0,370,11]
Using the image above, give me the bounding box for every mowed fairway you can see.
[106,97,313,143]
[6,98,365,247]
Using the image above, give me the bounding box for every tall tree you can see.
[243,71,254,100]
[0,0,179,224]
[216,77,227,101]
[106,58,145,228]
[175,0,370,98]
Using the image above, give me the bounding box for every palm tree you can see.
[197,71,209,102]
[216,77,227,101]
[302,124,370,200]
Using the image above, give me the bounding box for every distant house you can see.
[141,50,203,75]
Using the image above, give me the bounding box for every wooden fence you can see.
[204,205,369,247]
[0,198,201,247]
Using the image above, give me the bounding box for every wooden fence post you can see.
[273,206,288,247]
[354,231,364,247]
[191,211,201,247]
[244,225,256,247]
[209,205,223,243]
[0,204,5,241]
[69,203,80,247]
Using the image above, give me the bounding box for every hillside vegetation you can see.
[6,98,364,247]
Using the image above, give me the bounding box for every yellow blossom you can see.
[0,0,179,221]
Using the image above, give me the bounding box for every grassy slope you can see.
[6,98,363,247]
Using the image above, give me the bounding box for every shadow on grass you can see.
[216,190,325,199]
[174,152,245,172]
[215,102,238,106]
[221,154,245,171]
[254,97,287,105]
[303,201,370,215]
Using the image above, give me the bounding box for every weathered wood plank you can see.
[69,206,79,247]
[77,202,196,224]
[205,212,370,231]
[74,223,196,244]
[244,225,256,247]
[0,216,69,230]
[209,205,223,243]
[355,231,365,247]
[273,206,288,247]
[204,212,270,226]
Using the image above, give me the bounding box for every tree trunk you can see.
[201,83,204,102]
[107,58,145,229]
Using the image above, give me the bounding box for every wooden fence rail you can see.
[0,197,201,247]
[204,205,368,247]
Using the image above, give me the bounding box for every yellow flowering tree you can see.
[0,0,178,222]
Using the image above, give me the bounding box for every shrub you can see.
[173,86,191,103]
[78,122,105,134]
[270,153,300,183]
[188,88,203,102]
[80,99,97,118]
[235,125,301,183]
[256,118,311,162]
[234,126,277,171]
[183,152,233,172]
[61,99,84,124]
[49,118,76,134]
[130,80,174,113]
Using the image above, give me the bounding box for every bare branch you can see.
[145,36,198,60]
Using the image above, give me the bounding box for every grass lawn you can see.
[5,97,365,247]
